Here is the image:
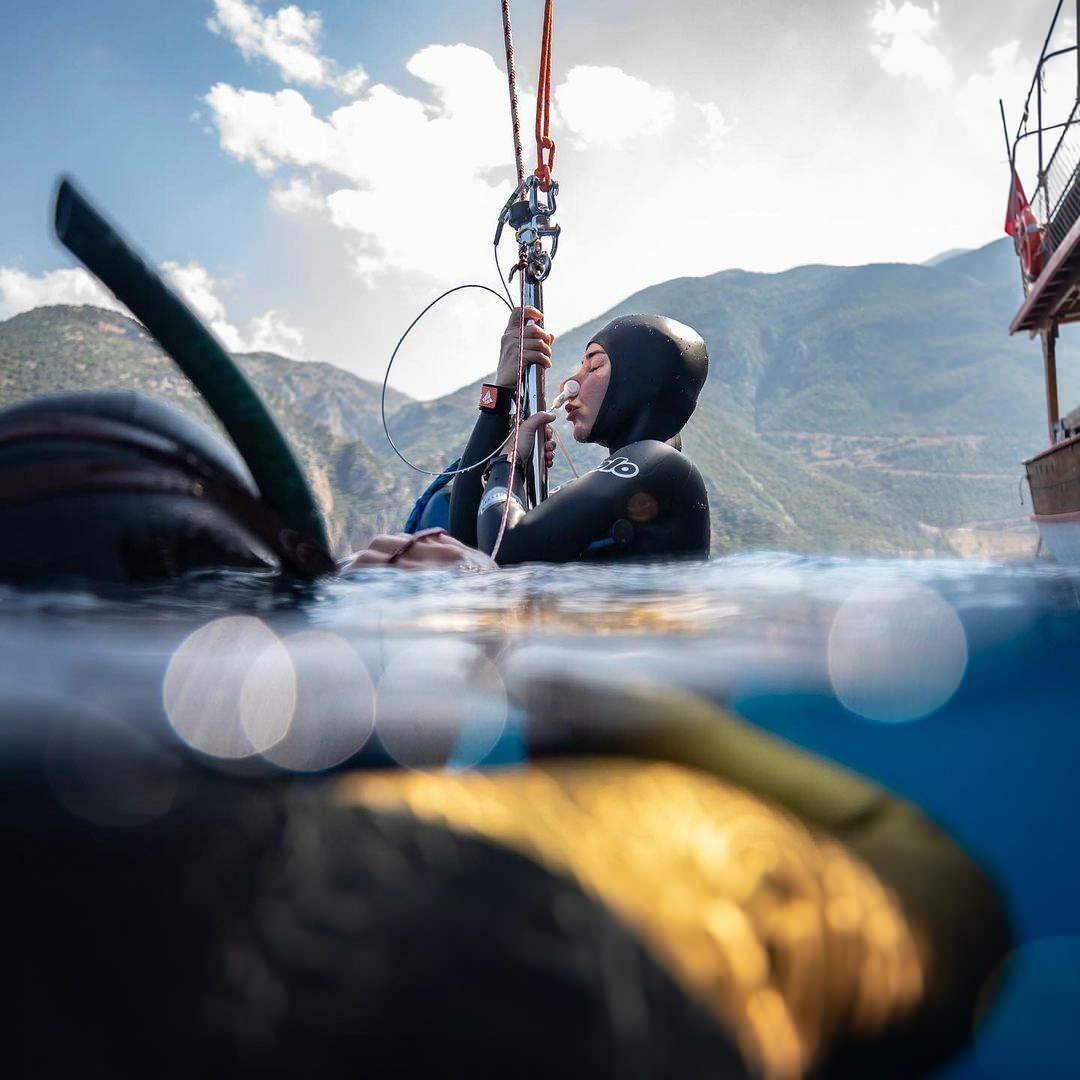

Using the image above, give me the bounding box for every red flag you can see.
[1005,171,1029,237]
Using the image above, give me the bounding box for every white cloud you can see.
[204,47,725,293]
[208,0,327,85]
[162,260,246,350]
[206,84,330,175]
[199,23,743,395]
[555,65,677,148]
[206,44,520,282]
[207,0,367,94]
[698,101,731,147]
[956,40,1032,137]
[869,1,953,91]
[0,267,125,319]
[0,261,303,359]
[269,175,324,214]
[247,309,304,356]
[336,65,369,96]
[162,260,305,357]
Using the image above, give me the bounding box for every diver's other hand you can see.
[340,531,497,572]
[496,306,554,389]
[515,411,556,467]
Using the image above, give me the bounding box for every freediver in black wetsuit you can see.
[449,311,711,564]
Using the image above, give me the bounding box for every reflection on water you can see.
[2,552,1079,1077]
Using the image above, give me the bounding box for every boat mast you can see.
[1042,327,1061,445]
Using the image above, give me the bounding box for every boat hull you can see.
[1032,512,1080,562]
[1025,436,1080,562]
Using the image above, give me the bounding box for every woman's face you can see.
[561,344,610,442]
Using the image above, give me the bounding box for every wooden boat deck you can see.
[1011,210,1080,334]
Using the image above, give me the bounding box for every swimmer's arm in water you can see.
[478,436,669,565]
[340,530,496,572]
[448,307,553,548]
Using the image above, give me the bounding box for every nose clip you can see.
[551,379,580,410]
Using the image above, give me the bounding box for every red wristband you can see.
[478,384,509,413]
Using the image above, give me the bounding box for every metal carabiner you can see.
[526,174,558,217]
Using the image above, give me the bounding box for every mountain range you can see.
[0,237,1057,558]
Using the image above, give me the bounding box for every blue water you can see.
[3,553,1078,1076]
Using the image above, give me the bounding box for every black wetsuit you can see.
[450,314,711,565]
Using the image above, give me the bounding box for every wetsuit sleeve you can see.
[478,442,674,565]
[448,391,511,548]
[475,457,528,553]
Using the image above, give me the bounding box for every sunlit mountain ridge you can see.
[0,238,1052,557]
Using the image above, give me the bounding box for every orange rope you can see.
[534,0,556,191]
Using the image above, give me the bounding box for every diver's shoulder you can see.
[618,439,681,462]
[620,440,701,472]
[621,440,707,488]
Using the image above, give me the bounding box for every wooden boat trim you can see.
[1024,431,1080,464]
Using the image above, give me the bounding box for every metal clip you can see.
[494,177,561,277]
[493,182,528,247]
[526,174,558,217]
[528,251,553,282]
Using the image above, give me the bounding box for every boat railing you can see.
[1011,0,1080,261]
[1043,99,1080,245]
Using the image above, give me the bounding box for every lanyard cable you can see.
[380,283,514,478]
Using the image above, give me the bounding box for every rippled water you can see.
[3,553,1078,1077]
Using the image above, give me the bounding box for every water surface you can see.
[3,553,1078,1077]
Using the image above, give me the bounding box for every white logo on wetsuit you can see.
[592,456,640,479]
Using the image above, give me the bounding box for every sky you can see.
[0,1,1073,398]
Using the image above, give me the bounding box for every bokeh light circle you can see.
[164,615,295,759]
[260,630,376,772]
[45,703,181,827]
[827,581,967,723]
[376,639,507,770]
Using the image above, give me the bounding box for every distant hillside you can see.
[923,247,971,266]
[0,240,1056,557]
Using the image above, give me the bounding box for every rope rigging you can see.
[490,0,561,558]
[381,0,562,559]
[534,0,556,192]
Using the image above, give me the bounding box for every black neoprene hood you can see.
[586,315,708,450]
